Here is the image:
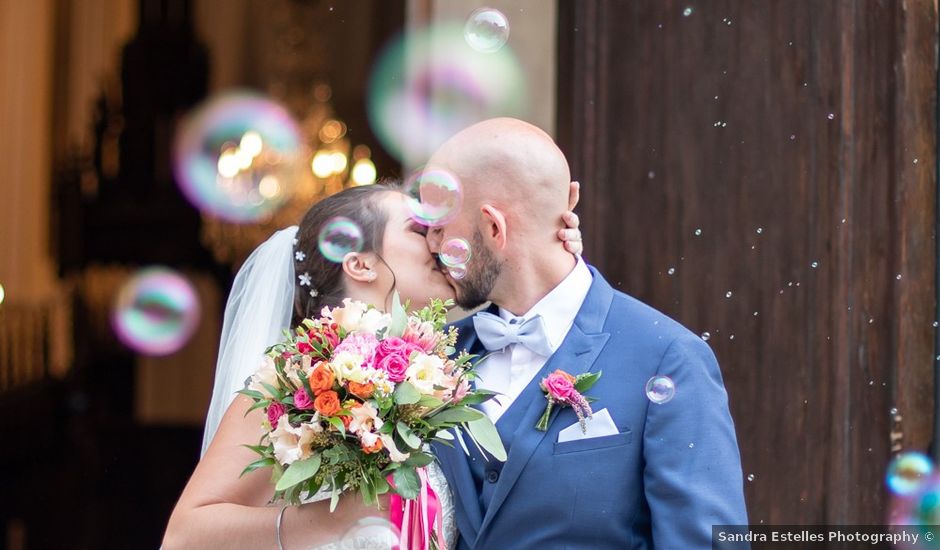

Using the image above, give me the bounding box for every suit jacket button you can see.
[485,470,499,483]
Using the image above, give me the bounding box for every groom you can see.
[425,118,748,548]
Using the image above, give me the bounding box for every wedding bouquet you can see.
[239,295,505,512]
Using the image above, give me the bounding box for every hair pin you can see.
[298,272,312,286]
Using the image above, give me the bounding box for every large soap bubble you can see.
[368,23,526,166]
[173,92,304,223]
[112,267,201,356]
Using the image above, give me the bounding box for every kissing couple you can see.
[164,118,748,549]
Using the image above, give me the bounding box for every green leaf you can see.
[574,371,602,393]
[326,415,346,437]
[459,390,499,406]
[388,291,408,337]
[393,382,421,405]
[428,406,484,425]
[329,487,341,512]
[434,430,454,440]
[240,457,276,477]
[396,421,422,449]
[238,389,265,400]
[260,382,283,401]
[404,452,435,468]
[464,417,507,461]
[245,399,270,414]
[393,467,421,499]
[275,456,322,491]
[416,395,445,408]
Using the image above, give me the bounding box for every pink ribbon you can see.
[389,467,446,550]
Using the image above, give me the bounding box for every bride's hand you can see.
[558,180,583,256]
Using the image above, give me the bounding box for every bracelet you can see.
[276,504,288,550]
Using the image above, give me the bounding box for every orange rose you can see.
[553,369,577,384]
[313,390,341,416]
[347,381,376,399]
[308,363,335,395]
[361,438,384,454]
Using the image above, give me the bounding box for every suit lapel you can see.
[474,268,614,543]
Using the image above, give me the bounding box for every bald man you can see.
[426,118,748,549]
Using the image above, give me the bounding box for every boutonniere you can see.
[535,369,602,432]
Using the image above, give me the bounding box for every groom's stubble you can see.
[453,228,503,310]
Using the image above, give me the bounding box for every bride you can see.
[162,179,582,549]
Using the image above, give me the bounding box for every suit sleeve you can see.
[642,334,749,548]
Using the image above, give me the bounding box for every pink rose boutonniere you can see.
[536,369,602,432]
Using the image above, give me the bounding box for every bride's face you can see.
[376,192,456,308]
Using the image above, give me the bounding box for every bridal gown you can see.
[308,460,457,549]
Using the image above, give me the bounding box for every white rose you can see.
[405,353,447,395]
[331,351,369,384]
[358,308,391,334]
[329,298,368,332]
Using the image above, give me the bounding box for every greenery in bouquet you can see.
[238,294,505,510]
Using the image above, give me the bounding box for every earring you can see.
[367,271,376,281]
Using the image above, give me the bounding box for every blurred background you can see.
[0,0,936,548]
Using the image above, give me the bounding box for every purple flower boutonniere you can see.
[535,369,602,432]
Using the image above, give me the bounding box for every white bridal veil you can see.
[201,225,299,456]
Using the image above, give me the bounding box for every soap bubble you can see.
[887,452,934,496]
[173,92,304,223]
[340,516,400,548]
[464,7,510,53]
[645,376,676,404]
[112,267,201,356]
[318,217,364,263]
[440,238,472,267]
[368,23,526,165]
[404,168,463,227]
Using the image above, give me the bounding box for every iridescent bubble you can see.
[683,7,693,16]
[694,228,702,236]
[887,452,934,496]
[811,261,819,268]
[747,474,755,482]
[368,24,526,165]
[111,267,201,356]
[448,264,468,280]
[667,267,676,275]
[440,237,472,267]
[645,376,676,404]
[341,516,400,548]
[404,168,464,227]
[701,332,711,341]
[318,217,364,263]
[173,92,304,223]
[464,7,510,53]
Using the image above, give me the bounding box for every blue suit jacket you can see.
[434,266,748,549]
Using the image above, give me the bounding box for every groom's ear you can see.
[480,204,508,250]
[342,252,378,283]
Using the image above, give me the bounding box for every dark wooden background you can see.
[557,0,937,525]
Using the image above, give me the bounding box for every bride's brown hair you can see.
[291,180,402,325]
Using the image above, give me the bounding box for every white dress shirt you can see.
[476,257,593,422]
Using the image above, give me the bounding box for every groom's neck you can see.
[492,250,576,316]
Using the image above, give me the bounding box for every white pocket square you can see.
[556,408,619,443]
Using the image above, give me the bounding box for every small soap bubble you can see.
[318,217,364,263]
[440,238,473,268]
[887,452,933,496]
[701,332,711,341]
[646,376,676,404]
[464,7,511,53]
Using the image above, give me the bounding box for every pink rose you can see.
[543,372,575,401]
[267,402,287,428]
[377,352,410,383]
[294,388,314,410]
[375,337,410,363]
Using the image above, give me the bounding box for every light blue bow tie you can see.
[472,311,554,357]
